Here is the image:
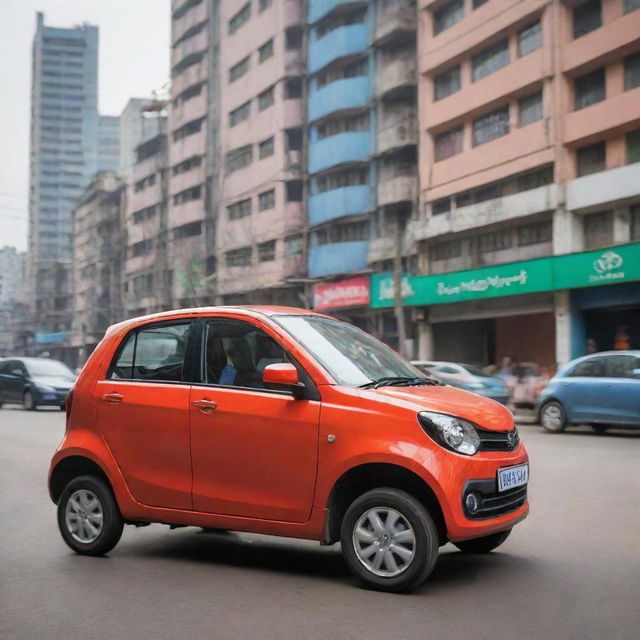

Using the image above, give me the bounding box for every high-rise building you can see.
[394,0,640,364]
[97,114,121,172]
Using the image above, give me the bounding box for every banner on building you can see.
[371,242,640,308]
[313,276,370,311]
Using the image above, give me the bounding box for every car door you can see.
[0,361,14,402]
[4,360,27,402]
[189,316,321,523]
[93,319,195,510]
[600,354,640,425]
[558,356,607,422]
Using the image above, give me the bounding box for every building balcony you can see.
[376,54,416,99]
[308,184,374,226]
[308,241,370,277]
[171,29,208,70]
[377,113,417,155]
[170,90,207,129]
[308,0,366,25]
[169,163,205,195]
[171,60,208,97]
[377,174,418,208]
[285,49,305,76]
[172,0,208,46]
[309,131,372,174]
[308,75,372,122]
[308,24,370,74]
[374,1,416,45]
[566,163,640,212]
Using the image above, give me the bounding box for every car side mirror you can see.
[263,363,306,398]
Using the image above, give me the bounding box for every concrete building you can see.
[214,0,306,305]
[375,0,640,366]
[0,248,28,355]
[70,172,124,365]
[122,103,171,318]
[119,97,160,178]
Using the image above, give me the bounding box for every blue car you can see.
[537,351,640,433]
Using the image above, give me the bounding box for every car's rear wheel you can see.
[57,475,123,556]
[540,400,566,433]
[23,390,36,411]
[453,529,511,554]
[340,488,439,593]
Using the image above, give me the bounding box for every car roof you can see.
[105,305,331,336]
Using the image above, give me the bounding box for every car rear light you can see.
[65,386,74,429]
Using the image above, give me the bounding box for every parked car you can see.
[0,357,76,410]
[412,360,510,405]
[537,351,640,433]
[49,306,528,593]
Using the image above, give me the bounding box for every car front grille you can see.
[478,426,519,452]
[462,478,527,520]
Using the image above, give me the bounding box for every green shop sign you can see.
[371,242,640,308]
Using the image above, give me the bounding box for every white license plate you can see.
[497,463,529,492]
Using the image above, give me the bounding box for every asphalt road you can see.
[1,407,639,640]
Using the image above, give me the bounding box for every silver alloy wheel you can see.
[65,489,104,544]
[352,507,416,578]
[541,404,563,430]
[23,391,33,410]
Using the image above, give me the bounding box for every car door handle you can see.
[192,398,218,412]
[102,391,123,404]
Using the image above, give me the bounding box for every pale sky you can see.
[0,0,170,252]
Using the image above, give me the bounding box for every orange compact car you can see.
[49,306,529,592]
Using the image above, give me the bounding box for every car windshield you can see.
[275,315,427,387]
[25,359,74,377]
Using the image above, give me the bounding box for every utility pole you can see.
[393,210,407,357]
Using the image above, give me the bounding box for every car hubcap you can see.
[352,507,416,578]
[65,489,104,543]
[543,405,562,429]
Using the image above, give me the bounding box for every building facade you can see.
[97,114,121,173]
[0,247,28,356]
[389,0,640,366]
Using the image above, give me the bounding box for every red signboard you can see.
[313,276,370,311]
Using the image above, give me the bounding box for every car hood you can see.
[365,384,514,432]
[32,375,75,389]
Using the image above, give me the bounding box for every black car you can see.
[0,357,76,410]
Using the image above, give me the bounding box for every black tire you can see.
[57,474,124,556]
[539,400,567,433]
[23,390,37,411]
[340,488,439,593]
[453,528,511,554]
[591,424,609,434]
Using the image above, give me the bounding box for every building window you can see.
[518,21,542,57]
[226,247,252,267]
[472,39,509,82]
[574,68,605,110]
[284,234,303,256]
[624,51,640,91]
[173,155,203,175]
[174,81,204,106]
[317,58,367,88]
[316,7,367,39]
[258,137,274,158]
[257,85,275,110]
[517,220,552,246]
[259,0,272,11]
[472,0,488,7]
[228,198,251,220]
[431,198,451,215]
[631,205,640,240]
[627,129,640,164]
[473,106,509,146]
[229,3,251,35]
[132,273,153,298]
[573,0,601,39]
[518,91,543,127]
[317,112,369,139]
[434,126,463,161]
[433,0,464,35]
[478,230,512,253]
[285,128,303,151]
[229,56,250,83]
[434,66,461,101]
[229,101,251,127]
[258,240,276,262]
[173,118,204,142]
[131,239,153,257]
[132,205,156,224]
[285,26,303,49]
[286,180,303,201]
[432,239,462,260]
[174,221,202,240]
[258,39,274,63]
[583,210,613,249]
[624,0,640,13]
[173,185,202,205]
[316,167,368,193]
[227,145,253,173]
[284,77,303,99]
[258,189,275,210]
[134,173,156,192]
[315,220,370,245]
[173,51,206,75]
[576,141,606,176]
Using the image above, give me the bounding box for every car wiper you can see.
[359,376,442,389]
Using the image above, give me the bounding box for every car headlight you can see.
[418,411,480,456]
[35,382,56,392]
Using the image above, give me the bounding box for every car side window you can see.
[109,322,192,382]
[570,357,604,377]
[204,318,288,390]
[603,355,640,379]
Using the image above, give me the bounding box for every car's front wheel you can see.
[540,400,567,433]
[340,488,439,593]
[453,529,511,554]
[57,475,123,556]
[23,390,36,411]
